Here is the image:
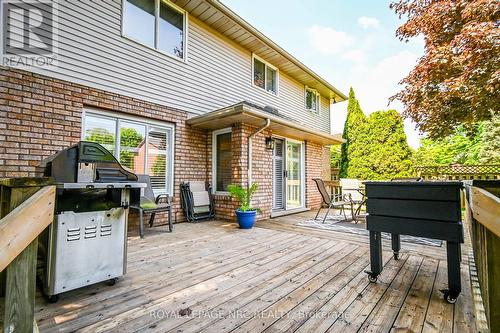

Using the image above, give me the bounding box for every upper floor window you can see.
[83,110,175,195]
[305,87,320,113]
[123,0,186,60]
[253,55,278,95]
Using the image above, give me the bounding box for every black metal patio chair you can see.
[313,178,352,223]
[130,174,172,238]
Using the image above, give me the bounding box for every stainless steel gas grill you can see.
[39,141,145,302]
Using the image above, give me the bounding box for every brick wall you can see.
[207,123,273,221]
[0,66,207,227]
[249,126,273,220]
[241,124,273,220]
[322,146,332,180]
[305,141,325,210]
[0,66,331,225]
[208,123,330,221]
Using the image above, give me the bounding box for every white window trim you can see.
[251,53,279,96]
[212,127,232,195]
[81,107,175,196]
[121,0,189,63]
[305,86,320,114]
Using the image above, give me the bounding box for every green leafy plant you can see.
[390,0,499,138]
[227,183,261,212]
[340,91,414,180]
[340,87,367,178]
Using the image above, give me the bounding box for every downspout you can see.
[247,118,271,189]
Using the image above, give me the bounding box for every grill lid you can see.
[41,141,138,183]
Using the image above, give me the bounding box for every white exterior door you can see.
[286,141,304,209]
[272,138,305,211]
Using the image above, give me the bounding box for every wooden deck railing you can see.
[0,178,56,333]
[465,183,500,333]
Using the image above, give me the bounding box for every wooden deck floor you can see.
[35,212,478,332]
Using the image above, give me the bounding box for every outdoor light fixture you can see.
[265,137,274,150]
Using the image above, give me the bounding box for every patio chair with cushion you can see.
[313,178,352,223]
[130,174,172,238]
[180,181,215,222]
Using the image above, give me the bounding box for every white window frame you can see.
[212,127,232,195]
[305,86,320,113]
[81,107,175,196]
[251,54,279,96]
[121,0,188,62]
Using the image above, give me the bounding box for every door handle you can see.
[284,170,288,178]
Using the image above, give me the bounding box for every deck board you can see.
[330,255,423,333]
[230,244,360,333]
[422,261,453,333]
[168,240,351,333]
[260,253,371,333]
[83,236,333,332]
[35,212,479,332]
[390,258,438,332]
[38,230,299,331]
[295,253,403,333]
[36,227,285,321]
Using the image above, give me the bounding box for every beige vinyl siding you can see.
[6,0,331,133]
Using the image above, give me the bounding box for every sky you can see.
[222,0,425,148]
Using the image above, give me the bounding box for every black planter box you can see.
[364,181,464,303]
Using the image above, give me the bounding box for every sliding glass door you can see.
[286,141,303,209]
[272,138,305,211]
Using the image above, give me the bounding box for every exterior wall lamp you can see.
[265,137,274,150]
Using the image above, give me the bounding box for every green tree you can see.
[413,137,452,166]
[414,124,484,166]
[119,127,145,169]
[84,127,145,169]
[84,128,114,147]
[330,145,341,169]
[391,0,499,138]
[340,88,366,177]
[349,110,413,180]
[84,127,144,150]
[478,114,500,164]
[120,127,144,148]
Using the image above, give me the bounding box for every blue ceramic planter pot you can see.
[235,210,257,229]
